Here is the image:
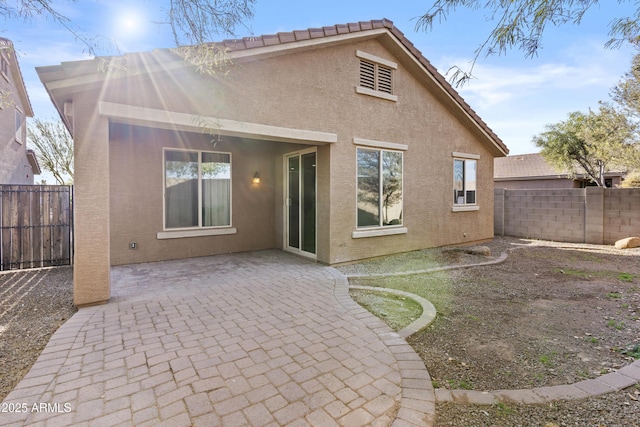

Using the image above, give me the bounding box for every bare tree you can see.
[27,118,73,185]
[417,1,640,86]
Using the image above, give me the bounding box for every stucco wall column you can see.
[71,95,110,306]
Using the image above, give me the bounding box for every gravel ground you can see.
[0,267,76,402]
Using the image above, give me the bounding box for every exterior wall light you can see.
[252,172,261,184]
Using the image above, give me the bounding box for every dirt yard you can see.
[0,267,76,402]
[347,237,640,426]
[1,240,639,426]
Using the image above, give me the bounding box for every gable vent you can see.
[359,59,393,94]
[377,66,393,94]
[359,60,376,90]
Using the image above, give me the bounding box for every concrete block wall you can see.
[494,187,640,244]
[603,188,640,243]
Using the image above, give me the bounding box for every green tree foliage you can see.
[27,118,73,185]
[418,1,640,86]
[612,49,640,121]
[533,106,636,186]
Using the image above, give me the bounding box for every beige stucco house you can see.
[37,19,508,306]
[1,37,40,184]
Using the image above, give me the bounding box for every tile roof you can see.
[210,19,508,156]
[216,19,394,51]
[494,153,627,179]
[494,153,564,179]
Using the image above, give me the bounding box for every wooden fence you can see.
[0,185,73,271]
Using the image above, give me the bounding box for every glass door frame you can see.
[284,147,317,259]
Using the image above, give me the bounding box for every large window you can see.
[453,158,477,205]
[164,149,231,229]
[357,148,403,228]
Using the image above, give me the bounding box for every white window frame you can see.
[353,140,407,238]
[158,147,236,239]
[355,50,398,102]
[15,108,23,144]
[452,152,479,212]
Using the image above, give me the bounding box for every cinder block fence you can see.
[494,187,640,244]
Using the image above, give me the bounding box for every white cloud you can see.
[430,42,635,154]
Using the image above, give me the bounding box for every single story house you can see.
[495,153,625,189]
[0,37,40,184]
[37,19,508,306]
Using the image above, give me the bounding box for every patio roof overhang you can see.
[98,101,338,145]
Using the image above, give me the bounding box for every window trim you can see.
[161,147,234,235]
[452,152,479,211]
[355,50,398,102]
[15,108,23,144]
[0,53,9,82]
[355,146,404,233]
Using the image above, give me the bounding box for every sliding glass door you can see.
[285,150,316,257]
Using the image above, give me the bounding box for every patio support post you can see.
[71,94,111,306]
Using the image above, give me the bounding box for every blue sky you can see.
[2,0,638,155]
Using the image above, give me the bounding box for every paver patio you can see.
[1,250,434,426]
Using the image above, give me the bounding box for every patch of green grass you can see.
[584,336,598,344]
[494,402,516,416]
[350,289,423,331]
[538,352,557,367]
[607,292,622,299]
[620,344,640,359]
[576,369,590,379]
[618,272,634,282]
[556,269,635,282]
[351,270,454,316]
[446,379,474,390]
[336,249,453,276]
[607,319,626,330]
[556,268,591,278]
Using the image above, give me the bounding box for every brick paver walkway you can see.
[1,250,434,426]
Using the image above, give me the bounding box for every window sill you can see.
[355,87,398,102]
[157,227,237,240]
[352,227,407,239]
[452,205,479,212]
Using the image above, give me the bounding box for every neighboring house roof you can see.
[37,18,508,157]
[494,153,626,181]
[0,37,34,117]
